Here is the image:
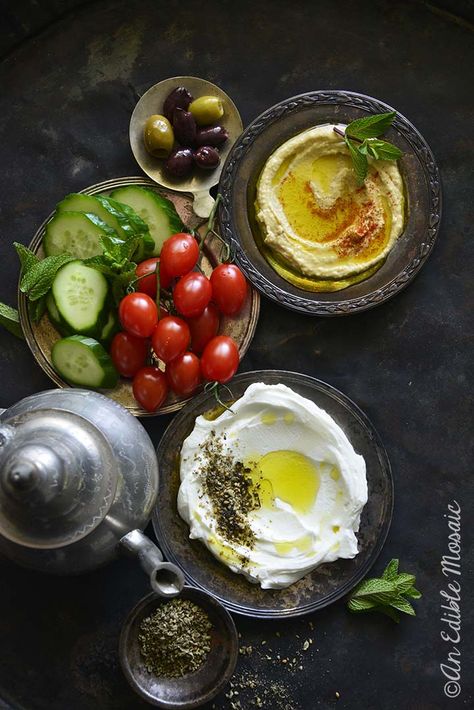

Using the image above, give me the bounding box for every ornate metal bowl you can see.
[218,90,442,315]
[153,370,393,618]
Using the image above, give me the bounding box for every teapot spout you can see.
[120,530,185,598]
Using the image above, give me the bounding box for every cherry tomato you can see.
[159,258,173,290]
[152,316,190,363]
[135,258,160,298]
[132,367,168,412]
[187,303,220,354]
[166,352,202,396]
[173,272,212,318]
[210,264,247,315]
[110,332,149,378]
[201,335,239,383]
[160,233,200,278]
[119,293,158,338]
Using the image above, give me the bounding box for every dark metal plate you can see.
[153,370,393,618]
[218,90,442,315]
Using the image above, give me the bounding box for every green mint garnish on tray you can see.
[347,559,422,622]
[334,112,403,185]
[0,303,23,339]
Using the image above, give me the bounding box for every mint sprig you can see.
[334,112,402,185]
[0,303,23,339]
[347,559,421,623]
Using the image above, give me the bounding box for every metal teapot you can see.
[0,388,184,597]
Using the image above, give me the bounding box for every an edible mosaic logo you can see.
[439,500,461,699]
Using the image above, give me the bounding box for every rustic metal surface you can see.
[0,1,473,709]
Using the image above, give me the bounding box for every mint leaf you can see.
[382,559,399,581]
[377,606,400,623]
[363,139,403,161]
[0,302,24,339]
[347,598,377,613]
[83,255,118,277]
[351,578,397,599]
[345,137,368,185]
[346,112,396,140]
[99,233,140,271]
[20,254,75,301]
[406,586,422,600]
[29,295,47,323]
[111,266,137,305]
[14,242,39,273]
[395,573,416,594]
[390,596,416,616]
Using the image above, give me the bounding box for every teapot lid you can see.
[0,408,117,549]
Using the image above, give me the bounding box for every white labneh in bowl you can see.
[177,383,368,590]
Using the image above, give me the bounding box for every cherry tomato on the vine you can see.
[135,257,160,298]
[160,232,200,278]
[201,335,239,383]
[132,367,168,412]
[159,258,173,290]
[110,332,149,378]
[166,352,202,396]
[119,292,158,338]
[210,263,247,315]
[151,316,190,363]
[173,272,212,318]
[187,303,220,354]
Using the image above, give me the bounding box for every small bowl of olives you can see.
[130,77,243,218]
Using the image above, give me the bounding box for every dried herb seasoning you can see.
[197,431,260,550]
[138,598,212,678]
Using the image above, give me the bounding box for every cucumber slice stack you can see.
[39,185,186,391]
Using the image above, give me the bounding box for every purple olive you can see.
[163,87,193,122]
[195,125,229,148]
[194,146,220,170]
[173,108,197,146]
[165,147,194,178]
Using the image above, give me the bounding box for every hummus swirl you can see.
[255,124,405,282]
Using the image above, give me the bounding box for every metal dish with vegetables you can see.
[18,177,260,416]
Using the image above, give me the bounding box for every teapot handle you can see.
[120,529,185,598]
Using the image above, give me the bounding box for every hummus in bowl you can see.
[255,124,405,291]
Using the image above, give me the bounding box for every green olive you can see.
[189,96,224,126]
[143,114,174,158]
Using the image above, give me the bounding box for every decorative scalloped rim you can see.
[219,90,442,315]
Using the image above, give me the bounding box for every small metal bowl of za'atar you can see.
[119,587,238,708]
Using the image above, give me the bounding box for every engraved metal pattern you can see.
[219,91,442,315]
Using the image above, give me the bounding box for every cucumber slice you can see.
[52,261,109,336]
[46,291,72,336]
[110,186,184,256]
[57,194,125,237]
[52,335,118,389]
[98,310,119,345]
[44,211,118,259]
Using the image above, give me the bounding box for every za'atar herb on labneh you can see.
[334,112,403,185]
